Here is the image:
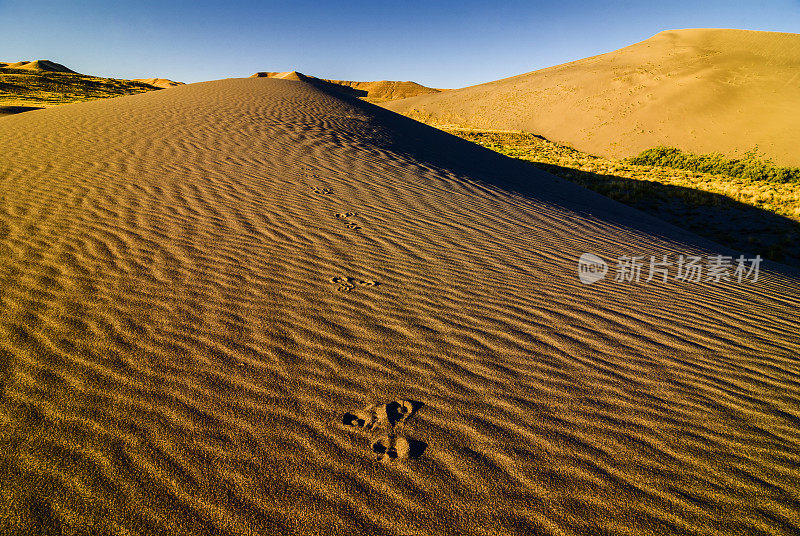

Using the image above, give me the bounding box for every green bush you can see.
[628,146,800,184]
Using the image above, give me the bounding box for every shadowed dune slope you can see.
[0,77,799,535]
[384,28,800,165]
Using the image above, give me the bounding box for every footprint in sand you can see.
[343,400,427,461]
[330,276,379,292]
[311,186,333,195]
[335,212,362,230]
[331,276,356,292]
[343,400,419,428]
[372,433,428,462]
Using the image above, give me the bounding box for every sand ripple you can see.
[0,78,798,535]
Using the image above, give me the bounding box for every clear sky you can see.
[1,0,799,88]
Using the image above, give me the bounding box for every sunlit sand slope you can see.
[0,77,798,535]
[384,28,800,166]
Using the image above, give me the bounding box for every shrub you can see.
[628,146,800,184]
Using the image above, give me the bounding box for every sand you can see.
[383,29,800,166]
[132,78,184,88]
[251,71,440,101]
[0,77,798,535]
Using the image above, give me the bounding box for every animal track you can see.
[343,400,427,461]
[310,186,332,195]
[330,276,379,292]
[335,212,361,230]
[331,276,356,292]
[372,433,427,461]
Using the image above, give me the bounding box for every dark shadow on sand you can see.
[316,89,800,277]
[531,161,800,269]
[0,105,44,116]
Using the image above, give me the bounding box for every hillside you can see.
[0,60,163,109]
[384,29,800,166]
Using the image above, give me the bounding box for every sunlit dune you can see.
[384,28,800,166]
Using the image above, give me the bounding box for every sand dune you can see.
[251,71,307,81]
[251,70,440,101]
[0,77,799,535]
[322,79,441,102]
[0,59,76,73]
[132,78,184,88]
[384,29,800,166]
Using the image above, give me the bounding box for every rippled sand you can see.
[0,78,798,535]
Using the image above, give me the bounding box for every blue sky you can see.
[1,1,798,87]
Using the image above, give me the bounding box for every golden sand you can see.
[0,77,798,535]
[384,29,800,166]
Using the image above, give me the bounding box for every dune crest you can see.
[251,70,308,81]
[384,28,800,165]
[251,70,439,101]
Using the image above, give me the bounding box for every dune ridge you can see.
[250,70,440,101]
[132,78,184,88]
[384,28,800,166]
[0,77,798,535]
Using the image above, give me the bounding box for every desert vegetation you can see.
[630,146,800,184]
[0,65,160,107]
[425,124,800,266]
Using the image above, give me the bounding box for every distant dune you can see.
[251,70,440,101]
[0,60,163,109]
[132,78,184,88]
[384,29,800,166]
[0,59,77,73]
[0,76,798,535]
[252,70,307,81]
